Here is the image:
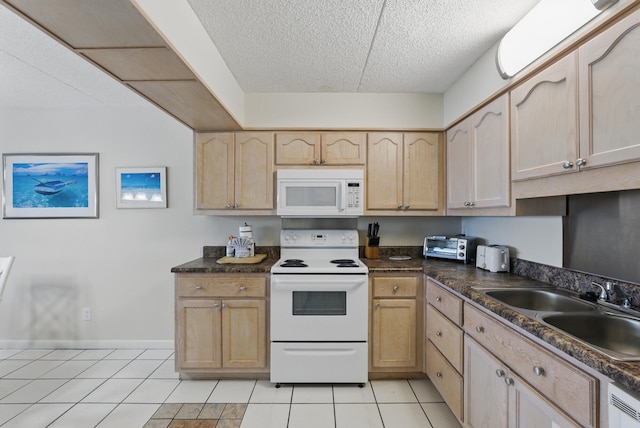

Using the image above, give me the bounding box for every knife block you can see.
[365,238,379,259]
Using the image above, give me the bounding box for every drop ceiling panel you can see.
[5,0,165,48]
[79,47,196,81]
[129,80,241,130]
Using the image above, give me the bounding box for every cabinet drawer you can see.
[464,303,597,428]
[426,304,463,373]
[426,278,462,324]
[426,340,463,422]
[372,276,418,297]
[177,275,267,298]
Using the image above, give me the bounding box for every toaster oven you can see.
[423,235,478,263]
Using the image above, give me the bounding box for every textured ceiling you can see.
[187,0,541,93]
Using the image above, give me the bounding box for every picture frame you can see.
[115,167,167,209]
[2,153,99,219]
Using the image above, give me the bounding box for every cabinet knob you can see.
[313,159,319,164]
[234,203,239,208]
[213,303,220,308]
[405,204,410,210]
[397,204,403,209]
[239,286,246,291]
[495,369,505,378]
[576,158,587,166]
[436,372,442,378]
[195,285,202,290]
[435,330,442,337]
[375,303,380,308]
[475,325,485,333]
[504,377,514,386]
[533,366,545,376]
[562,161,574,169]
[435,296,442,302]
[468,201,475,207]
[222,303,227,308]
[226,204,233,209]
[393,285,399,292]
[321,159,327,164]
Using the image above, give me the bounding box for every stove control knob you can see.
[341,234,347,241]
[291,234,299,241]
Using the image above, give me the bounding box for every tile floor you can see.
[0,348,461,428]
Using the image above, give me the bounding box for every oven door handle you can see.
[272,277,366,289]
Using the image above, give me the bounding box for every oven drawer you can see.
[176,275,267,298]
[372,276,418,297]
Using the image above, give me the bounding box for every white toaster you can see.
[476,245,510,273]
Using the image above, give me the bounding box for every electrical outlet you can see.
[82,307,91,321]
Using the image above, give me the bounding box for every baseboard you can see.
[0,339,174,350]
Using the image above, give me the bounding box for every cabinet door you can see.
[403,132,441,211]
[176,299,222,370]
[371,298,416,368]
[511,52,579,180]
[275,132,320,165]
[195,133,234,209]
[234,132,274,209]
[221,299,266,369]
[367,133,403,210]
[464,337,508,428]
[579,9,640,169]
[509,372,582,428]
[472,94,510,208]
[446,119,472,209]
[321,132,366,165]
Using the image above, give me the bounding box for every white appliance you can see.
[609,383,640,428]
[476,245,510,273]
[276,169,364,217]
[270,229,368,385]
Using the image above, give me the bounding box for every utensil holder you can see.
[365,238,379,259]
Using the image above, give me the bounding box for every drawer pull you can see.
[435,296,442,302]
[533,366,545,376]
[239,286,246,291]
[436,372,442,378]
[222,303,227,308]
[435,330,442,337]
[504,377,514,386]
[195,285,202,290]
[476,325,485,333]
[393,285,399,292]
[495,369,505,378]
[375,303,380,308]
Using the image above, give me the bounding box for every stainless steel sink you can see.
[542,313,640,361]
[484,288,596,312]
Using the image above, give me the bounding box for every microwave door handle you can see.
[337,184,345,211]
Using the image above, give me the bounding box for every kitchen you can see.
[1,0,640,427]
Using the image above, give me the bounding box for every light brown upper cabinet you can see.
[366,132,444,215]
[447,94,510,214]
[195,132,274,213]
[275,132,366,165]
[578,8,640,169]
[511,52,579,181]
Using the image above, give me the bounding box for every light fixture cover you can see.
[496,0,613,78]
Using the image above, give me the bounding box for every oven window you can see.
[292,291,347,316]
[287,187,336,207]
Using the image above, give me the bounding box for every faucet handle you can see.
[622,297,632,309]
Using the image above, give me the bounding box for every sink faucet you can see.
[592,281,631,308]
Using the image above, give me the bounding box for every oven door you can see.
[270,274,368,341]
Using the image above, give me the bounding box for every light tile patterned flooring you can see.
[0,349,461,428]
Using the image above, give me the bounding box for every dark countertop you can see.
[171,248,640,394]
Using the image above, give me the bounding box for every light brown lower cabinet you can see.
[465,337,581,428]
[369,274,422,373]
[175,274,268,375]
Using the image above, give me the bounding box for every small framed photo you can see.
[116,167,167,209]
[2,153,99,219]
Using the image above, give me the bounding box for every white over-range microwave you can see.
[276,169,364,217]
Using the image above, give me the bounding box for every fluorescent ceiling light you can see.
[496,0,616,78]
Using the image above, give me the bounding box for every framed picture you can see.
[115,167,167,209]
[2,153,99,219]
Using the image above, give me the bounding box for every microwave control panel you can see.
[346,181,362,209]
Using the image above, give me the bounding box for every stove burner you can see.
[280,259,308,268]
[331,259,359,268]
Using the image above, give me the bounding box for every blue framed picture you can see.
[2,153,99,219]
[115,167,167,209]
